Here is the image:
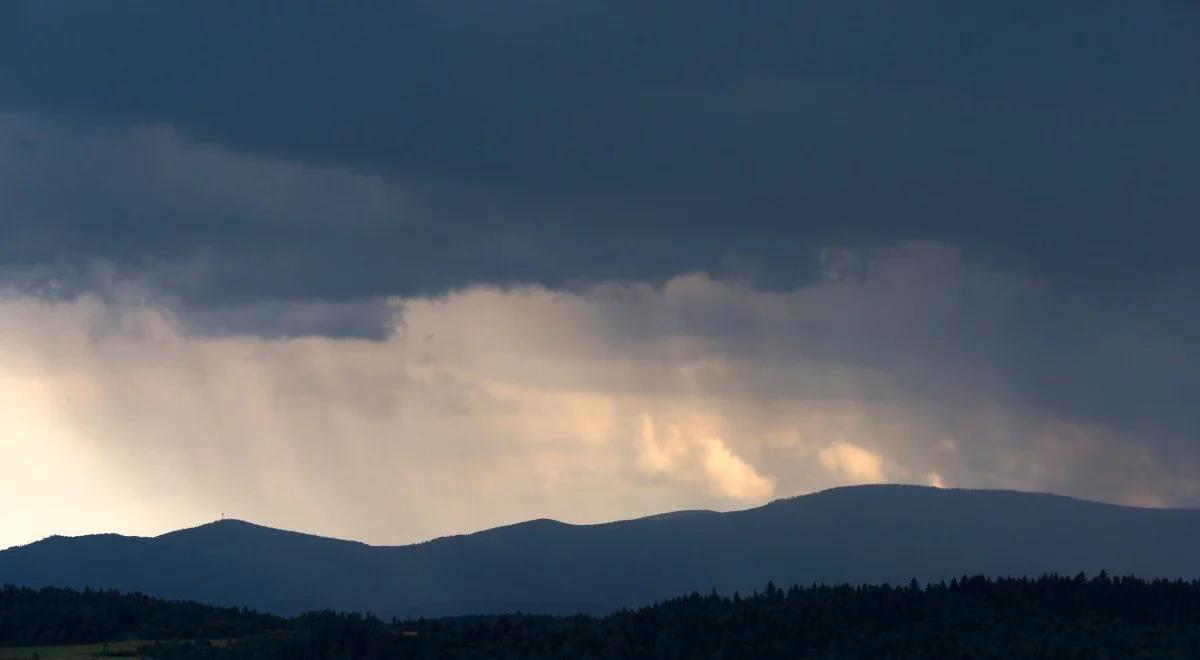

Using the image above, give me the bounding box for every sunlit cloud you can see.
[633,416,774,502]
[699,437,776,501]
[817,441,887,484]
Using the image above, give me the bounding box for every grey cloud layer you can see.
[2,1,1199,315]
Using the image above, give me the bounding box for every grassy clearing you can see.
[0,639,230,660]
[0,640,144,660]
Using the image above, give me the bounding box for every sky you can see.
[2,1,1199,550]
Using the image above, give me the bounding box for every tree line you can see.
[4,573,1200,658]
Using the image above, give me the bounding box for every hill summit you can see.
[2,485,1198,618]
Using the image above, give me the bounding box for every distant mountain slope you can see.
[3,485,1199,618]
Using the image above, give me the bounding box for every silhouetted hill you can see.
[3,485,1199,618]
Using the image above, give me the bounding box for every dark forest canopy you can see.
[4,574,1200,659]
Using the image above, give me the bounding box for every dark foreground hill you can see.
[5,577,1200,659]
[2,485,1200,618]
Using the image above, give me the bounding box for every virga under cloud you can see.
[2,245,1196,549]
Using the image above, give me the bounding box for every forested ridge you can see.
[0,586,281,645]
[4,574,1200,659]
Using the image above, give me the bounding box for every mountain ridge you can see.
[3,484,1199,618]
[12,484,1188,552]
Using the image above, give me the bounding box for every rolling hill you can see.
[3,485,1198,618]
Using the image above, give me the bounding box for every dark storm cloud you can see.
[2,0,1199,310]
[1,4,1199,459]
